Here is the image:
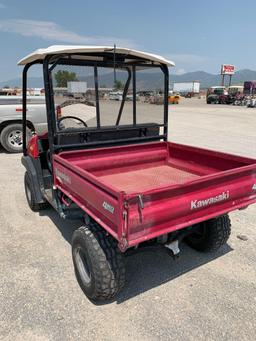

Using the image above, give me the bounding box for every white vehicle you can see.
[109,91,123,101]
[67,81,87,94]
[228,85,243,95]
[173,81,200,94]
[0,96,48,153]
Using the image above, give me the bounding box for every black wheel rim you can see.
[74,246,91,285]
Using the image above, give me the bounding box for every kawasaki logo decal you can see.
[191,191,230,210]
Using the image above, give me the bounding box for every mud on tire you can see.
[186,215,231,252]
[72,222,125,301]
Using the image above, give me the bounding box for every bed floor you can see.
[98,164,199,193]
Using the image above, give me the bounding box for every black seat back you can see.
[56,124,160,149]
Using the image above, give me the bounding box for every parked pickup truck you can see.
[0,96,47,152]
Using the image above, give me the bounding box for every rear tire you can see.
[72,222,125,301]
[24,172,49,211]
[186,215,231,252]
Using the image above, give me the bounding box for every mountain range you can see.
[1,69,256,90]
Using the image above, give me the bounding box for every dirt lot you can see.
[0,98,256,341]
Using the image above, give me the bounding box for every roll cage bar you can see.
[22,53,169,155]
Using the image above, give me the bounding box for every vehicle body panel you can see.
[53,141,256,250]
[0,96,47,134]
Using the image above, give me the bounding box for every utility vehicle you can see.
[206,86,228,104]
[168,91,180,104]
[20,46,256,301]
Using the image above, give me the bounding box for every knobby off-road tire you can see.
[186,215,231,252]
[24,171,49,211]
[72,223,125,301]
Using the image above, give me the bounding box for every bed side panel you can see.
[53,160,122,239]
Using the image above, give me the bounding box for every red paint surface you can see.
[27,134,39,158]
[53,142,256,251]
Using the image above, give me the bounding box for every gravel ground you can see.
[0,98,256,341]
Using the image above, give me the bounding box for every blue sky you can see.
[0,0,255,80]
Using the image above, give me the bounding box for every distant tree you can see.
[55,70,78,87]
[114,80,124,90]
[4,85,10,89]
[101,84,107,88]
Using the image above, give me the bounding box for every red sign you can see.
[221,64,235,75]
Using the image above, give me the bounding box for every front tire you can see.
[186,215,231,252]
[72,223,125,301]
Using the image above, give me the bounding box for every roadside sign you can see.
[221,65,235,75]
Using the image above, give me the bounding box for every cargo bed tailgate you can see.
[125,165,256,246]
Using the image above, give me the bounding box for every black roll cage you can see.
[22,53,169,155]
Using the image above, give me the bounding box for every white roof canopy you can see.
[18,45,175,67]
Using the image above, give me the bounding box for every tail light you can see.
[27,134,39,158]
[56,105,62,119]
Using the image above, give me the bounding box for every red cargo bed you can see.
[53,142,256,250]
